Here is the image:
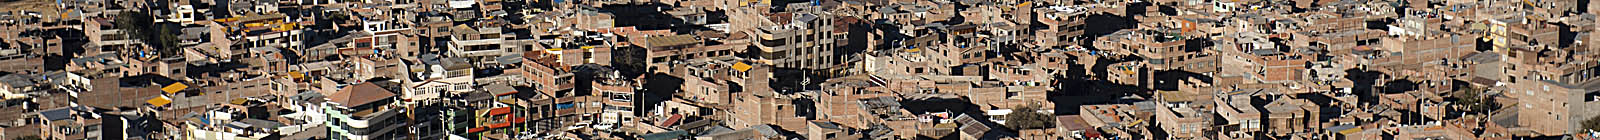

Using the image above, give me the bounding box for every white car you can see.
[567,122,591,130]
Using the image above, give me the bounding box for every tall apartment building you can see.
[1033,6,1088,48]
[447,25,511,64]
[323,82,409,140]
[585,65,640,132]
[732,6,839,70]
[519,50,579,134]
[1508,78,1600,136]
[518,51,624,134]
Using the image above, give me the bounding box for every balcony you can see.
[758,38,789,48]
[756,28,795,40]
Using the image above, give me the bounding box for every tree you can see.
[325,11,351,24]
[610,46,647,77]
[1005,103,1054,129]
[1584,115,1600,132]
[1452,87,1496,114]
[114,11,180,57]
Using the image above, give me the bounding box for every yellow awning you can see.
[732,62,753,72]
[1339,127,1364,134]
[273,22,297,32]
[289,71,305,79]
[213,17,238,22]
[161,83,188,94]
[147,96,172,106]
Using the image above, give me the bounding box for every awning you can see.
[489,122,512,128]
[147,96,172,106]
[555,103,575,109]
[1353,45,1374,52]
[732,62,753,72]
[1338,126,1364,134]
[487,107,511,116]
[510,116,526,123]
[161,83,188,94]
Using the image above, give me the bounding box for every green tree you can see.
[1005,103,1054,129]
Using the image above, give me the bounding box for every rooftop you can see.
[329,82,397,106]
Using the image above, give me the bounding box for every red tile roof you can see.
[659,114,684,127]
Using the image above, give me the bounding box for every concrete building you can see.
[1262,96,1319,137]
[323,82,409,140]
[1154,92,1212,139]
[734,9,840,70]
[1215,94,1262,139]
